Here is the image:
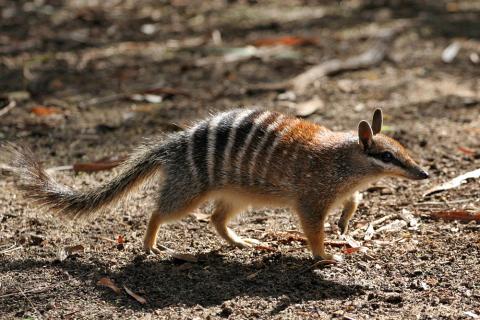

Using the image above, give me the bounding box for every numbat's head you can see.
[355,109,429,181]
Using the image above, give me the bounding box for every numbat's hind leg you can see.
[211,200,261,248]
[143,196,205,254]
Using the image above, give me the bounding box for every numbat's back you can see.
[5,108,428,261]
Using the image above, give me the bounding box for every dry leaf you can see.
[423,168,480,197]
[464,311,480,319]
[324,240,350,247]
[294,97,324,117]
[458,146,475,156]
[430,210,480,222]
[398,208,418,227]
[341,235,362,248]
[272,231,307,244]
[342,247,360,254]
[254,245,277,252]
[123,286,147,304]
[253,36,317,47]
[56,248,68,262]
[364,224,375,241]
[97,277,121,294]
[376,220,407,233]
[31,106,62,116]
[116,235,125,244]
[73,155,127,173]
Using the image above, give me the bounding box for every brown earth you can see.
[1,1,479,319]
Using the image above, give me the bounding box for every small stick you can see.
[415,199,476,205]
[0,245,23,255]
[248,28,399,93]
[0,99,16,117]
[350,214,396,236]
[17,286,42,319]
[0,279,71,299]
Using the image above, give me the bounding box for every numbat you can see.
[6,108,428,260]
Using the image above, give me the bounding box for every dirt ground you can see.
[1,1,479,319]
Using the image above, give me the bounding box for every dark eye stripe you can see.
[368,152,406,169]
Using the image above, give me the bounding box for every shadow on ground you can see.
[1,252,364,314]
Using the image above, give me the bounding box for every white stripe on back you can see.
[220,110,256,183]
[248,115,285,184]
[233,111,272,180]
[259,118,299,181]
[206,112,228,185]
[187,123,202,182]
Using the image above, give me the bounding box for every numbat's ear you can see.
[358,120,373,150]
[371,108,383,135]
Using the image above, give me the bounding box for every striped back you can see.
[184,109,322,189]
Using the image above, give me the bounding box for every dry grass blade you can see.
[423,168,480,197]
[97,277,121,294]
[157,244,198,262]
[123,286,147,304]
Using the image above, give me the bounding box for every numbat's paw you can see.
[144,245,162,255]
[314,252,343,262]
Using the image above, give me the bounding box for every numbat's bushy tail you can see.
[4,109,428,260]
[4,141,165,220]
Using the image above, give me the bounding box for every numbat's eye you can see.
[381,151,393,163]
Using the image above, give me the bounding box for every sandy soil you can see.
[1,1,479,319]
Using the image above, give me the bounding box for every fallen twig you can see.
[0,244,22,255]
[249,28,399,93]
[423,168,480,197]
[17,286,41,319]
[350,213,396,236]
[430,210,480,222]
[0,280,72,299]
[0,99,16,117]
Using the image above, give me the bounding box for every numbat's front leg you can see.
[338,192,362,235]
[296,201,333,260]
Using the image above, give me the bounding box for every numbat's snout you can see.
[6,108,428,260]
